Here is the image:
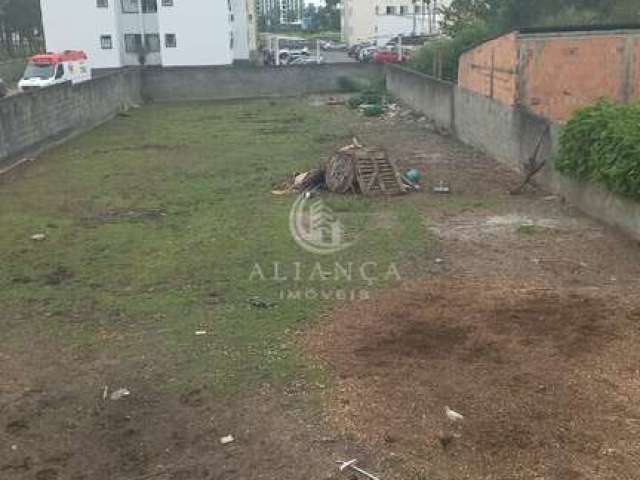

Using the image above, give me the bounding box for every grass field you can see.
[0,99,431,396]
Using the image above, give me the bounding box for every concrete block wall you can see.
[142,64,385,102]
[0,69,141,165]
[386,65,640,241]
[386,66,454,131]
[0,64,383,166]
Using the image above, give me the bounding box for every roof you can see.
[30,51,87,65]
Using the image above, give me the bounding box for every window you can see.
[55,64,65,80]
[97,0,108,7]
[400,6,408,15]
[124,33,143,53]
[121,0,157,13]
[100,35,113,49]
[386,6,396,15]
[145,34,160,52]
[142,0,157,12]
[165,33,177,48]
[414,5,421,13]
[121,0,138,13]
[375,6,379,14]
[161,0,173,5]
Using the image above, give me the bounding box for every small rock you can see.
[31,233,46,241]
[195,330,208,336]
[435,258,445,264]
[220,435,234,445]
[11,444,18,451]
[110,388,131,400]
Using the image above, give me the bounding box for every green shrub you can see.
[557,100,640,199]
[409,22,490,81]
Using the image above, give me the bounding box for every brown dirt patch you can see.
[0,344,369,480]
[307,279,640,480]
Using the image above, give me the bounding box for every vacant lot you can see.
[1,97,639,480]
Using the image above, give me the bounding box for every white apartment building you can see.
[231,0,258,61]
[257,0,304,26]
[342,0,450,46]
[40,0,249,69]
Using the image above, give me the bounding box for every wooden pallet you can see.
[355,148,405,196]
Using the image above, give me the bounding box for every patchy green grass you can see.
[0,99,434,395]
[517,224,545,236]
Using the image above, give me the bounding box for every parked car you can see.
[320,41,347,51]
[289,56,325,65]
[0,79,7,98]
[279,48,310,65]
[349,42,372,58]
[385,35,430,48]
[18,51,91,92]
[373,50,405,65]
[358,46,378,63]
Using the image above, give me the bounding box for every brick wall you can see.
[519,33,640,121]
[0,69,142,165]
[458,32,519,107]
[459,29,640,122]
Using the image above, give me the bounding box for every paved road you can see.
[322,51,356,64]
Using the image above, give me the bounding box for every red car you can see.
[372,50,405,64]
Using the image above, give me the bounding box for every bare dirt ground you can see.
[0,342,370,480]
[308,109,640,479]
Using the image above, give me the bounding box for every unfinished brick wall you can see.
[459,29,640,122]
[519,34,640,121]
[458,32,519,106]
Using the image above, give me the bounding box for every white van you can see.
[18,51,91,92]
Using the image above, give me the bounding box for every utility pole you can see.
[432,0,438,34]
[412,0,417,36]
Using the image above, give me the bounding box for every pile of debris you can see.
[272,139,419,197]
[348,91,392,117]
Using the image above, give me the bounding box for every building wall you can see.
[519,31,640,121]
[375,15,425,46]
[41,0,238,69]
[342,0,449,46]
[231,0,250,60]
[156,0,233,66]
[342,0,376,46]
[40,0,122,69]
[458,32,519,107]
[118,12,161,66]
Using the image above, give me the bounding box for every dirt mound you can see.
[307,279,640,480]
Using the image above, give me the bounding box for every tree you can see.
[441,0,640,36]
[0,0,43,57]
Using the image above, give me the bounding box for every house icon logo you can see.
[289,194,353,255]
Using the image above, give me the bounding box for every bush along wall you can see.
[556,100,640,200]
